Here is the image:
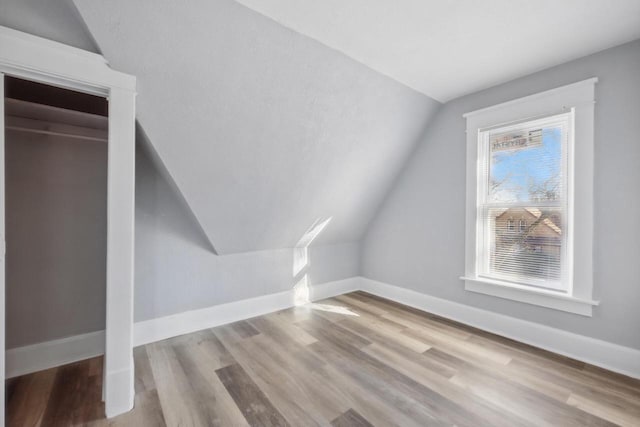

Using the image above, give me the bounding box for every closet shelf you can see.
[5,98,108,142]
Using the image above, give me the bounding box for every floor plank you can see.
[331,408,374,427]
[6,367,57,426]
[216,363,290,427]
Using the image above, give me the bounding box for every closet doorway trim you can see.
[0,26,137,418]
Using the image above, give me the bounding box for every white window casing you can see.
[461,78,599,316]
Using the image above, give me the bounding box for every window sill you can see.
[460,276,599,316]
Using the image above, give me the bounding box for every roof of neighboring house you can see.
[525,208,562,235]
[495,207,561,235]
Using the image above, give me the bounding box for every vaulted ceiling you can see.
[74,0,440,254]
[233,0,640,102]
[7,0,638,255]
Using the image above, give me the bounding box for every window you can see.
[478,113,570,292]
[462,79,599,316]
[519,219,526,232]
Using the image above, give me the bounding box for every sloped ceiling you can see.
[233,0,640,102]
[74,0,440,254]
[0,0,98,53]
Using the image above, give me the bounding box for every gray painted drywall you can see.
[362,39,640,350]
[135,137,359,322]
[1,0,368,342]
[5,130,107,349]
[6,127,360,348]
[0,0,99,53]
[75,0,441,254]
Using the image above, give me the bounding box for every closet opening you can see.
[4,76,108,419]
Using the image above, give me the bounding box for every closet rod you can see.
[5,125,107,143]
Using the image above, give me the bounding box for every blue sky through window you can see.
[489,127,562,203]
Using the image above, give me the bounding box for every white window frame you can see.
[461,78,599,316]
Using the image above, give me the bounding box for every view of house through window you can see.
[478,112,571,291]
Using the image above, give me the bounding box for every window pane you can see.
[488,124,563,203]
[485,207,563,290]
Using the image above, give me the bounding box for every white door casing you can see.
[0,72,6,425]
[0,26,137,419]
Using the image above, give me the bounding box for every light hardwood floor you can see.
[6,291,640,426]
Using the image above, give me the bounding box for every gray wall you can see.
[6,131,107,349]
[9,0,637,352]
[135,140,359,322]
[0,0,378,342]
[5,129,360,348]
[362,39,640,350]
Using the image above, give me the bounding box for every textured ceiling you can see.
[74,0,440,254]
[233,0,640,102]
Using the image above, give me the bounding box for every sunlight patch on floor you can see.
[305,303,359,316]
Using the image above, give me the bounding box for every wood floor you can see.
[6,291,640,426]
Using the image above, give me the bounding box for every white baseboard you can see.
[133,288,292,347]
[359,277,640,379]
[8,276,638,381]
[4,277,361,378]
[309,276,362,302]
[6,330,105,379]
[5,277,360,378]
[133,276,361,346]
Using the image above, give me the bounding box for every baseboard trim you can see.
[133,288,292,347]
[6,330,105,379]
[8,276,638,381]
[5,277,361,378]
[359,277,640,379]
[133,277,361,346]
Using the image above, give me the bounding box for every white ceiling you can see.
[234,0,640,102]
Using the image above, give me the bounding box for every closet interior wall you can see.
[4,77,108,353]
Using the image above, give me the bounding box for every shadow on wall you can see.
[135,122,216,253]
